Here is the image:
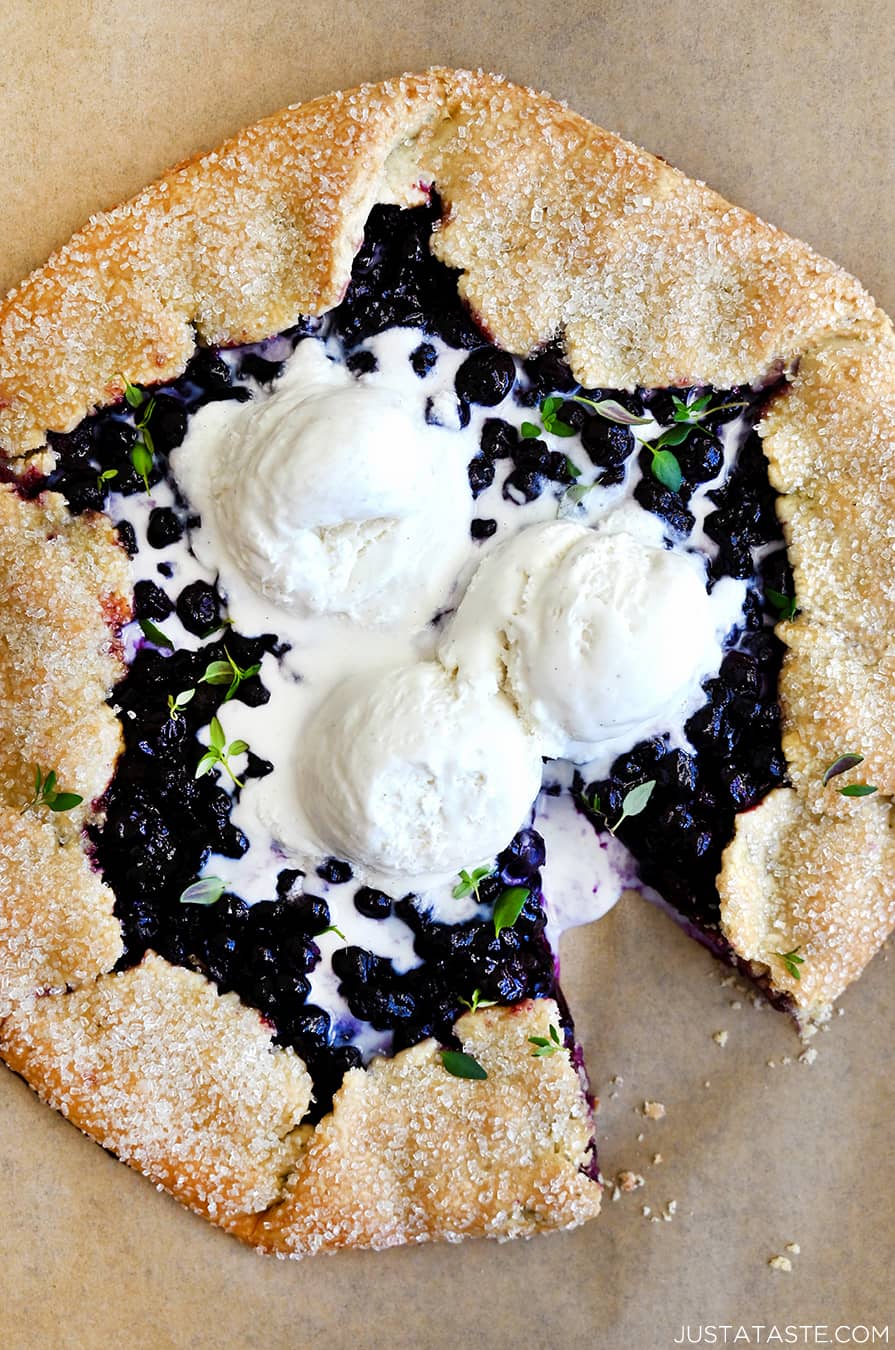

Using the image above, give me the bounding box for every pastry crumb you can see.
[799,1047,818,1066]
[642,1204,651,1217]
[713,1029,729,1046]
[769,1255,793,1272]
[785,1242,801,1255]
[652,1152,663,1165]
[616,1170,645,1193]
[637,1131,645,1142]
[642,1100,665,1120]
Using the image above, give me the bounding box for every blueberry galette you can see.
[0,69,893,1256]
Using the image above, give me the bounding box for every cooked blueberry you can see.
[467,454,495,497]
[146,394,188,452]
[176,580,220,635]
[346,349,378,376]
[316,857,353,885]
[276,869,304,899]
[542,450,576,483]
[677,430,723,483]
[470,517,498,541]
[115,520,138,557]
[480,418,517,459]
[61,473,105,514]
[133,580,174,621]
[498,828,546,876]
[455,349,516,406]
[354,886,392,920]
[238,353,285,384]
[720,650,760,694]
[94,418,137,467]
[520,343,576,403]
[332,946,389,986]
[633,472,695,537]
[146,506,183,549]
[582,418,633,468]
[555,399,589,431]
[288,1007,332,1049]
[186,347,232,391]
[410,341,437,376]
[47,425,94,467]
[244,751,274,780]
[289,894,331,933]
[503,468,543,503]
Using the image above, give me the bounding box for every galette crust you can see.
[0,971,598,1251]
[0,954,313,1220]
[0,68,892,1248]
[230,998,600,1255]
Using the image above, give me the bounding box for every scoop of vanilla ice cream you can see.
[298,662,543,886]
[173,340,471,627]
[439,520,729,762]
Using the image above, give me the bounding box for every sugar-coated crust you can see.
[0,972,598,1250]
[717,322,895,1013]
[0,484,128,1014]
[0,954,314,1221]
[0,68,877,456]
[0,67,893,1249]
[228,998,600,1256]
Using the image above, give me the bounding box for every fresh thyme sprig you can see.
[766,588,797,622]
[180,876,226,906]
[453,865,494,901]
[492,886,530,937]
[198,648,261,703]
[821,751,877,797]
[194,715,250,788]
[522,393,650,441]
[138,617,174,650]
[608,780,656,835]
[440,1050,488,1080]
[525,390,746,495]
[822,752,864,787]
[777,947,805,981]
[20,766,83,816]
[120,374,156,493]
[528,1023,564,1057]
[459,988,498,1014]
[167,688,195,720]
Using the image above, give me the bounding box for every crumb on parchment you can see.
[642,1100,665,1120]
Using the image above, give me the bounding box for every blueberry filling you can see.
[7,197,795,1118]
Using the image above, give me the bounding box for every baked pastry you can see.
[0,68,893,1257]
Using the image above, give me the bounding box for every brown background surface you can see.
[0,3,892,1347]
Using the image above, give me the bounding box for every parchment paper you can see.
[0,4,892,1347]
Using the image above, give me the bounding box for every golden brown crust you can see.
[0,484,129,1013]
[229,999,600,1255]
[718,790,895,1012]
[0,954,314,1221]
[0,810,122,1016]
[0,68,875,456]
[1,973,599,1249]
[717,321,895,1014]
[0,485,129,812]
[0,66,892,1248]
